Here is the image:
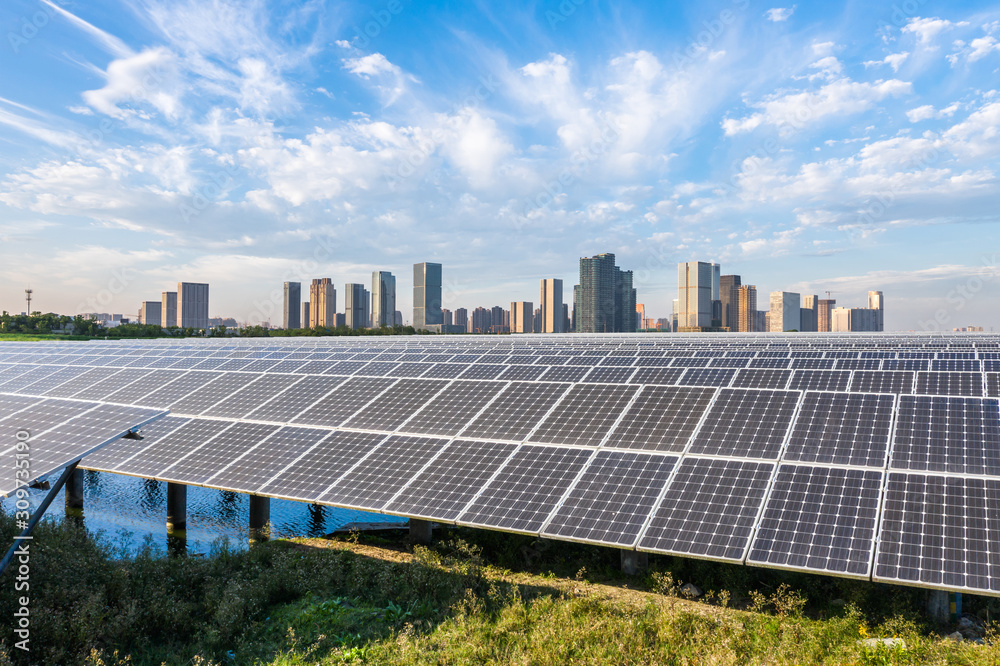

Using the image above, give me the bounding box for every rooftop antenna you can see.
[25,288,32,315]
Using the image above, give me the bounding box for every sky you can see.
[0,0,999,331]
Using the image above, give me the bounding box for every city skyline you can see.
[1,1,999,330]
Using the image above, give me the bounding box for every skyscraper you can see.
[737,285,757,332]
[471,307,491,333]
[511,301,533,333]
[615,269,637,333]
[283,282,301,330]
[178,282,209,329]
[800,294,819,332]
[720,275,741,331]
[577,253,616,332]
[345,283,370,330]
[309,278,336,327]
[710,263,722,327]
[818,298,836,332]
[454,307,468,331]
[677,261,713,329]
[302,301,310,328]
[161,291,177,328]
[868,291,885,331]
[442,309,453,326]
[540,279,564,333]
[139,301,162,326]
[371,271,396,328]
[413,262,442,330]
[769,292,801,332]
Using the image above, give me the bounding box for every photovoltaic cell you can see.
[201,374,302,418]
[401,381,506,436]
[384,440,518,520]
[137,371,223,409]
[748,465,882,577]
[688,389,799,460]
[244,375,346,422]
[497,365,547,381]
[13,366,90,395]
[539,366,591,383]
[631,367,685,385]
[582,366,636,384]
[169,373,263,415]
[875,473,999,593]
[543,450,677,546]
[159,422,282,485]
[891,396,1000,475]
[82,415,191,471]
[638,458,774,562]
[850,371,914,394]
[320,435,448,510]
[292,377,395,427]
[731,368,791,390]
[603,386,714,452]
[460,382,571,442]
[458,445,594,534]
[258,430,385,501]
[783,392,894,467]
[529,383,639,447]
[343,379,447,431]
[915,371,983,397]
[989,373,1000,398]
[788,370,852,392]
[112,418,233,478]
[678,368,736,387]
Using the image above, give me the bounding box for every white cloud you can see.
[949,35,1000,64]
[343,53,399,78]
[723,77,911,135]
[901,17,969,47]
[765,7,795,22]
[82,47,183,120]
[906,103,958,122]
[943,101,1000,157]
[863,52,909,72]
[41,0,133,58]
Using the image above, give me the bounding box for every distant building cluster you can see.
[136,282,210,329]
[282,271,403,331]
[673,261,885,333]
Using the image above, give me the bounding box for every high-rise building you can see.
[832,307,879,332]
[540,279,564,333]
[371,271,396,328]
[562,304,570,333]
[868,291,885,331]
[511,301,533,333]
[769,292,801,332]
[394,311,403,326]
[720,275,741,331]
[310,278,336,327]
[710,263,722,327]
[139,301,162,326]
[491,306,507,333]
[413,262,442,330]
[616,269,636,333]
[800,294,819,332]
[302,301,310,328]
[283,282,301,330]
[471,306,491,333]
[577,253,617,332]
[571,285,579,332]
[737,285,757,332]
[677,262,714,329]
[345,283,370,330]
[178,282,209,329]
[442,309,453,326]
[454,308,468,331]
[818,299,836,332]
[533,307,542,333]
[161,291,177,328]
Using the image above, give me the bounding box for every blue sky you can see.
[1,0,999,330]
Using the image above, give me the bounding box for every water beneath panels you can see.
[0,469,406,555]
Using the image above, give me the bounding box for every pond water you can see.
[1,470,406,555]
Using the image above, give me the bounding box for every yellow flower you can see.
[859,626,869,638]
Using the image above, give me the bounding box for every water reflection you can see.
[0,470,406,555]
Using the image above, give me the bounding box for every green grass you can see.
[0,514,997,665]
[0,333,92,341]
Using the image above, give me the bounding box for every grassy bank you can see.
[0,333,93,342]
[0,513,996,665]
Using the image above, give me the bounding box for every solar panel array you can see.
[3,332,1000,595]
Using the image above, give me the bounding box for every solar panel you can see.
[891,396,1000,475]
[528,384,639,447]
[400,380,506,436]
[0,366,66,392]
[101,369,188,404]
[875,473,998,593]
[258,430,385,501]
[788,370,851,392]
[915,372,983,397]
[243,375,346,422]
[850,370,914,394]
[990,373,1000,398]
[783,392,894,467]
[384,440,518,520]
[539,366,591,383]
[320,435,449,510]
[458,445,594,534]
[678,368,736,387]
[497,365,548,381]
[292,377,396,427]
[688,389,799,459]
[638,457,774,562]
[169,373,265,415]
[731,368,791,390]
[12,366,90,395]
[342,379,448,431]
[158,422,282,485]
[136,371,222,409]
[458,364,507,380]
[582,366,636,384]
[747,465,882,577]
[603,386,714,452]
[82,415,191,470]
[111,418,234,478]
[460,382,571,442]
[201,374,303,418]
[0,394,44,420]
[542,450,677,546]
